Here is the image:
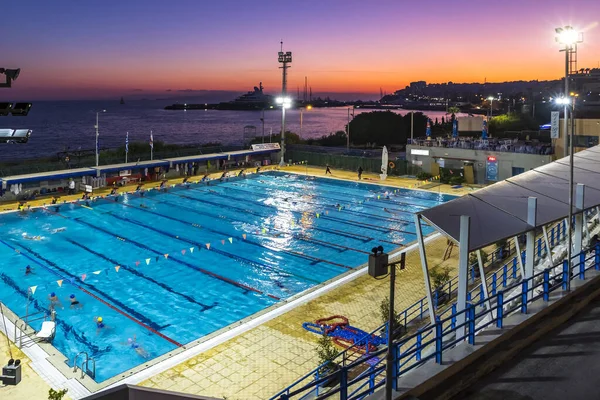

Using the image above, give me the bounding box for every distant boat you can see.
[120,97,125,105]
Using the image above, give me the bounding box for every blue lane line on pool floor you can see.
[2,238,171,333]
[0,272,112,358]
[69,214,279,300]
[120,198,353,270]
[65,238,218,312]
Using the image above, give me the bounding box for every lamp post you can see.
[347,106,355,150]
[487,96,495,118]
[94,109,106,167]
[277,97,292,165]
[260,109,265,144]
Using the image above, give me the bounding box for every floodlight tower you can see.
[555,26,583,157]
[278,42,292,166]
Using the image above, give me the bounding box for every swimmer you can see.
[95,316,108,334]
[68,294,82,309]
[51,227,66,234]
[238,169,245,178]
[256,166,261,174]
[110,188,118,196]
[219,172,227,181]
[182,177,189,184]
[51,197,59,205]
[25,265,33,275]
[122,335,150,359]
[201,174,209,182]
[140,203,148,209]
[208,189,218,194]
[159,180,167,190]
[48,292,63,309]
[136,184,143,192]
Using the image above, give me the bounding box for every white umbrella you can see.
[380,146,388,180]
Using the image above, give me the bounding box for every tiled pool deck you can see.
[0,166,475,399]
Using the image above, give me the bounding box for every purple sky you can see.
[2,0,600,100]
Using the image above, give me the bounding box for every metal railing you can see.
[270,217,577,400]
[273,243,600,400]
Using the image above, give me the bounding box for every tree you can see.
[447,106,461,115]
[347,111,407,146]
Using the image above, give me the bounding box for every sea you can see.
[0,100,462,161]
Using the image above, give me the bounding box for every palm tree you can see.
[446,106,460,115]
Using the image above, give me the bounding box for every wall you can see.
[555,118,600,158]
[407,145,553,183]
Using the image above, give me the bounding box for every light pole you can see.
[277,96,292,164]
[260,109,265,144]
[278,45,292,166]
[347,106,354,150]
[94,109,106,167]
[556,26,582,157]
[487,96,495,118]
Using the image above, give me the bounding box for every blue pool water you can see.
[0,172,452,382]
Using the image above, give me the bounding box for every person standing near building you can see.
[68,178,76,195]
[325,165,332,175]
[357,166,363,180]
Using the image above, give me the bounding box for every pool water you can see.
[0,172,452,382]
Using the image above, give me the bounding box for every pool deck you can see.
[0,166,476,399]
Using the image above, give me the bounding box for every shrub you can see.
[430,266,451,290]
[416,172,432,181]
[449,176,465,185]
[316,334,339,375]
[49,389,68,400]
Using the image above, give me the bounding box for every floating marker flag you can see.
[181,249,186,255]
[81,274,87,282]
[115,266,120,272]
[206,243,211,250]
[189,247,194,253]
[228,237,233,244]
[57,280,63,287]
[164,254,169,259]
[135,261,140,266]
[145,258,151,265]
[30,286,37,295]
[221,240,225,245]
[242,234,247,240]
[316,213,320,218]
[93,270,102,275]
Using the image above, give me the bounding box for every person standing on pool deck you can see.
[68,178,75,195]
[358,166,363,180]
[325,165,332,175]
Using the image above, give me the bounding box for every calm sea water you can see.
[0,100,460,160]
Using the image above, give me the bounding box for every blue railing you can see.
[271,218,575,400]
[273,243,600,400]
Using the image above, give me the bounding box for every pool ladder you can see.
[73,351,96,380]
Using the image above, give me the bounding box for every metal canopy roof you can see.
[1,167,97,184]
[419,145,600,251]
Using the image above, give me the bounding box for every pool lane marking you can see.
[0,272,112,357]
[0,237,183,348]
[67,209,278,300]
[175,191,415,236]
[144,193,377,249]
[121,197,353,270]
[65,238,217,312]
[105,212,318,286]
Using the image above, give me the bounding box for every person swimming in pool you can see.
[51,227,66,234]
[140,203,148,209]
[48,292,63,309]
[219,171,227,181]
[256,166,261,174]
[68,294,82,309]
[95,316,108,334]
[22,233,42,241]
[25,265,33,275]
[123,335,150,359]
[136,183,143,192]
[159,180,167,191]
[238,169,245,178]
[110,187,118,196]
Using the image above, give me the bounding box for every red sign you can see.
[487,156,497,162]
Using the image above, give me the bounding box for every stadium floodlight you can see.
[555,26,579,45]
[10,103,32,116]
[275,96,292,109]
[0,129,31,144]
[0,68,21,88]
[0,103,13,116]
[555,97,571,105]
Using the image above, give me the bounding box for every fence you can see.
[285,149,421,176]
[271,218,574,400]
[273,240,598,400]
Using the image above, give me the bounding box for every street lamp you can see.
[276,97,292,166]
[300,104,312,137]
[487,96,495,118]
[94,109,106,167]
[347,106,355,150]
[555,26,582,157]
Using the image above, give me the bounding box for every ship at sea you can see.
[120,97,125,105]
[165,82,275,111]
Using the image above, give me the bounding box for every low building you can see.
[407,139,553,184]
[555,117,600,158]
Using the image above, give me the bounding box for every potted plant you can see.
[316,334,341,388]
[380,296,407,339]
[495,239,509,260]
[430,266,451,307]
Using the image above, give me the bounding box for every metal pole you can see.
[385,252,405,400]
[563,45,570,157]
[279,58,289,167]
[347,108,351,150]
[490,98,493,118]
[410,112,414,142]
[300,108,303,137]
[567,100,574,287]
[262,109,265,144]
[95,112,99,167]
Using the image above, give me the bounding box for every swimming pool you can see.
[0,172,452,383]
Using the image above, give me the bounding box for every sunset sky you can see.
[3,0,600,100]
